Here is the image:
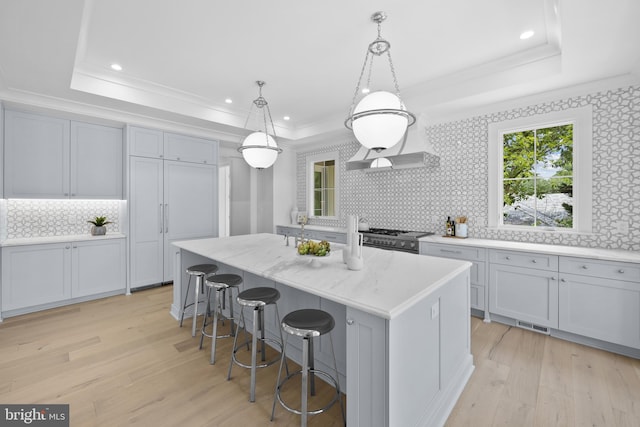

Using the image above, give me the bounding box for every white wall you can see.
[272,146,297,230]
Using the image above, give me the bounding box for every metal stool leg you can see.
[210,286,221,364]
[191,274,202,337]
[301,336,309,427]
[179,275,193,327]
[249,306,260,402]
[271,333,289,421]
[199,285,213,350]
[309,337,316,396]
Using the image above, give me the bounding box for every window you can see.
[307,152,339,219]
[488,106,592,232]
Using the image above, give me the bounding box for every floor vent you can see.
[516,320,550,335]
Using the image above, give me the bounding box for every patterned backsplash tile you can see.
[297,84,639,251]
[3,199,123,239]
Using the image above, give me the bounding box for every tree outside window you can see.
[313,160,335,217]
[502,124,573,228]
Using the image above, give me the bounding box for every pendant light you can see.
[344,11,416,152]
[238,81,283,169]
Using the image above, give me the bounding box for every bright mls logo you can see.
[1,405,69,426]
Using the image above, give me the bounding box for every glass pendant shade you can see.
[370,157,393,168]
[240,131,279,169]
[352,91,409,151]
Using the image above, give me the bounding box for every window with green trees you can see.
[502,124,573,228]
[313,160,335,217]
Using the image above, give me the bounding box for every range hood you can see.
[346,114,439,171]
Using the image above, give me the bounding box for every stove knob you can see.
[400,241,406,247]
[391,241,396,246]
[410,242,416,248]
[363,236,369,243]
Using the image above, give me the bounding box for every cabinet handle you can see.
[618,269,625,274]
[532,259,537,263]
[581,265,588,269]
[441,249,462,254]
[64,193,69,197]
[203,160,207,164]
[159,204,164,233]
[346,319,354,326]
[71,193,76,197]
[165,204,169,233]
[177,157,181,161]
[560,278,566,282]
[505,256,511,260]
[550,276,556,280]
[65,245,70,249]
[159,154,163,158]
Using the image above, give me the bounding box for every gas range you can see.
[361,228,433,254]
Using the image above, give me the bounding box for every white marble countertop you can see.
[173,233,470,319]
[1,233,127,247]
[419,235,640,263]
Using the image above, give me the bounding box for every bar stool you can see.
[271,309,346,427]
[180,263,218,337]
[227,287,286,402]
[199,273,243,364]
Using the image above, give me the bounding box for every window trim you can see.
[307,151,339,220]
[488,106,592,233]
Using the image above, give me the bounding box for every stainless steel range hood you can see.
[346,114,439,171]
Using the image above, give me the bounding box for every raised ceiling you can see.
[0,0,639,144]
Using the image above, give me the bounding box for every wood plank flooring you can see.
[1,285,639,426]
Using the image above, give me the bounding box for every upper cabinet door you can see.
[128,126,164,159]
[70,121,123,199]
[163,132,217,164]
[4,110,70,198]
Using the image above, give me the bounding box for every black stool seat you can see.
[186,264,219,275]
[205,273,243,288]
[237,287,280,306]
[281,309,335,337]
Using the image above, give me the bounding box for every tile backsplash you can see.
[1,199,124,240]
[297,84,639,251]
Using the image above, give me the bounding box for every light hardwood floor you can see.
[1,285,639,426]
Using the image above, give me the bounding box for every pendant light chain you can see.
[348,49,372,117]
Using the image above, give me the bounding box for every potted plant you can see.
[88,216,112,236]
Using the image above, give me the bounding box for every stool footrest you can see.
[274,369,342,416]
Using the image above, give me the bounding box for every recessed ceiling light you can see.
[361,88,370,94]
[225,98,233,104]
[283,116,290,121]
[520,30,534,40]
[110,63,122,71]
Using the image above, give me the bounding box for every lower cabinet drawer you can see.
[490,249,558,271]
[560,256,640,282]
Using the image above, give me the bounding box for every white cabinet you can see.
[4,110,70,198]
[346,306,387,426]
[163,132,217,164]
[489,249,559,328]
[420,242,487,312]
[70,121,123,199]
[127,126,217,164]
[4,110,123,199]
[128,126,164,159]
[129,141,218,289]
[559,257,640,349]
[2,243,71,311]
[1,239,125,316]
[72,239,126,298]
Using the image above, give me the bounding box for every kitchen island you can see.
[172,233,473,427]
